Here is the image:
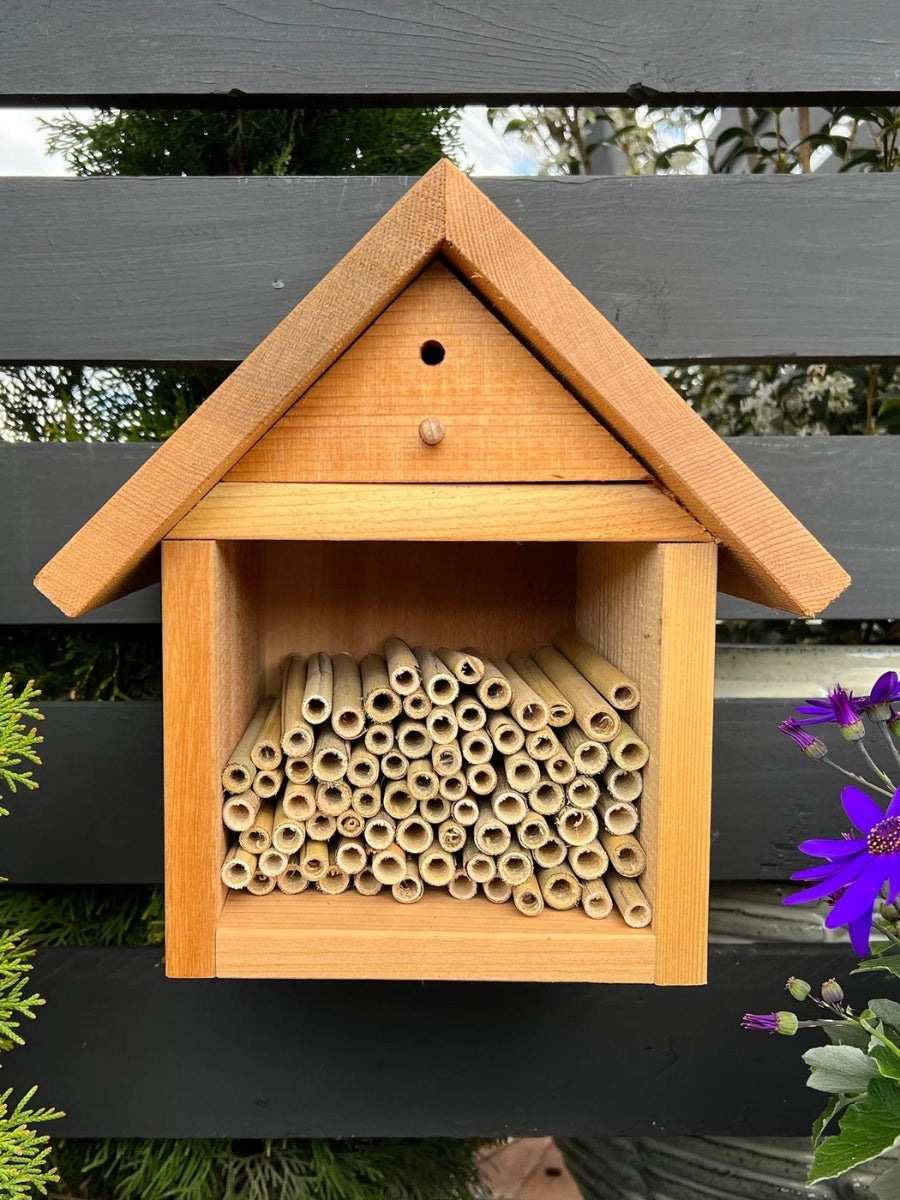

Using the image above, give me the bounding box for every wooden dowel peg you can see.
[599,831,647,877]
[537,866,580,911]
[607,873,652,927]
[302,652,333,725]
[567,839,609,880]
[582,877,613,920]
[553,631,640,711]
[513,880,544,917]
[331,652,365,740]
[360,652,402,723]
[506,652,574,728]
[533,646,619,742]
[280,655,314,758]
[384,637,420,696]
[222,698,269,793]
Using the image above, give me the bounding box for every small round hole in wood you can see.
[420,339,445,365]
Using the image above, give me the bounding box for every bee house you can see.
[35,161,849,985]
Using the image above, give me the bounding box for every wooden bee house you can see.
[35,161,849,985]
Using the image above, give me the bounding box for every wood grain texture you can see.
[578,543,718,985]
[162,541,259,977]
[34,165,447,618]
[442,165,850,616]
[5,175,900,365]
[216,889,654,982]
[2,439,889,623]
[4,945,873,1137]
[168,482,710,542]
[3,1,898,103]
[226,261,646,484]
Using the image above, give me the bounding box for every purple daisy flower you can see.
[783,784,900,956]
[858,671,900,719]
[794,685,864,740]
[778,718,827,759]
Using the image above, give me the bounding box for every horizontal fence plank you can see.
[4,944,866,1136]
[2,175,900,364]
[3,699,846,884]
[2,1,898,105]
[0,438,894,623]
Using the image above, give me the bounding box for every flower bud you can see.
[741,1011,799,1035]
[786,976,811,1001]
[890,711,900,739]
[821,979,844,1007]
[881,901,900,922]
[774,1010,800,1035]
[838,718,866,741]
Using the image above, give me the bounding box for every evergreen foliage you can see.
[1,628,162,702]
[0,888,163,949]
[0,675,42,804]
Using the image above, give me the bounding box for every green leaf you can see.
[854,954,900,981]
[869,999,900,1034]
[803,1044,880,1094]
[809,1077,900,1183]
[812,1094,847,1143]
[826,1021,871,1051]
[872,1046,900,1081]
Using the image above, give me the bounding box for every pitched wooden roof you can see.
[36,160,849,618]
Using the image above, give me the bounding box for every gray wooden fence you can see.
[2,1,898,1137]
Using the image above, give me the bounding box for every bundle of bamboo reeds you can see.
[220,635,651,925]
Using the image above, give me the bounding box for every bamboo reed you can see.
[372,843,407,886]
[557,805,600,847]
[506,652,574,727]
[426,705,458,745]
[396,815,433,854]
[276,855,309,894]
[331,652,365,739]
[432,740,463,776]
[300,839,329,881]
[252,765,284,799]
[460,729,493,765]
[316,779,352,816]
[440,773,468,802]
[582,877,613,920]
[280,655,314,758]
[381,749,409,780]
[463,836,496,883]
[485,711,524,754]
[597,795,639,835]
[567,840,609,881]
[449,867,477,900]
[498,846,534,886]
[491,787,527,826]
[473,805,511,855]
[538,866,580,910]
[307,810,337,842]
[364,814,396,851]
[528,776,564,815]
[285,756,313,785]
[259,847,288,878]
[452,795,479,826]
[337,810,364,838]
[420,795,452,825]
[302,652,333,724]
[396,719,432,759]
[414,646,459,704]
[418,847,455,886]
[360,652,402,722]
[499,660,549,731]
[384,637,420,695]
[407,759,439,801]
[533,646,620,742]
[436,647,485,684]
[473,654,513,710]
[283,782,316,822]
[483,878,512,904]
[438,819,466,852]
[466,762,497,796]
[603,764,644,803]
[272,798,305,854]
[533,835,567,868]
[383,781,416,819]
[559,724,609,774]
[221,845,256,889]
[319,847,351,895]
[222,699,269,794]
[607,721,650,771]
[246,870,277,896]
[545,746,577,786]
[392,860,424,904]
[347,744,379,787]
[239,801,275,854]
[351,784,382,818]
[607,873,652,927]
[525,726,560,762]
[553,631,640,711]
[354,866,383,896]
[364,723,394,756]
[599,832,646,877]
[313,730,349,781]
[336,837,367,875]
[402,688,432,719]
[513,880,544,917]
[516,812,550,850]
[454,694,486,732]
[223,791,262,832]
[503,751,540,793]
[566,774,600,810]
[251,695,283,770]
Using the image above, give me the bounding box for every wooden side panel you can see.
[227,261,646,484]
[168,483,711,542]
[162,540,259,977]
[577,542,717,985]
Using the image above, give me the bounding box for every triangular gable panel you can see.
[227,260,647,484]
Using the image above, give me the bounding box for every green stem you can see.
[879,720,900,773]
[856,739,895,790]
[821,756,893,798]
